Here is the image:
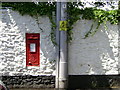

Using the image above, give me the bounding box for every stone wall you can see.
[68,1,119,75]
[68,75,120,89]
[68,20,119,75]
[0,2,119,89]
[0,8,56,76]
[0,5,119,77]
[1,75,55,89]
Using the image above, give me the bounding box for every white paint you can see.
[0,7,119,76]
[0,9,56,76]
[68,20,119,75]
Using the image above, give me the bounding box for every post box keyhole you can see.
[29,61,32,65]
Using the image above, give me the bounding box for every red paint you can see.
[26,33,40,66]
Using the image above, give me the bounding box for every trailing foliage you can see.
[2,2,57,45]
[67,2,119,39]
[2,2,56,16]
[2,2,119,43]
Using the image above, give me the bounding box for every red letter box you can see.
[26,33,40,66]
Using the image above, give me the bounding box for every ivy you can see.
[2,2,119,43]
[2,2,56,45]
[2,2,56,16]
[67,2,119,40]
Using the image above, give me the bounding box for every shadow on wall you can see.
[68,20,119,75]
[0,8,56,76]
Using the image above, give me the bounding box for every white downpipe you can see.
[59,2,68,89]
[55,1,61,89]
[55,1,68,89]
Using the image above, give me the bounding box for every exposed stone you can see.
[1,76,55,89]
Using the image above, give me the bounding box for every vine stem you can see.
[35,12,44,32]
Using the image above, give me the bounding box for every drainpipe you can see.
[59,1,68,89]
[55,1,61,89]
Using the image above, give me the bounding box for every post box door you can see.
[26,33,40,66]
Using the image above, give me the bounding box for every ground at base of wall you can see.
[10,88,120,90]
[74,88,120,90]
[10,88,55,90]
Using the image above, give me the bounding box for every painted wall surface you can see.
[68,20,119,75]
[0,8,119,76]
[0,9,56,76]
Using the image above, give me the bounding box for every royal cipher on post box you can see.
[26,33,40,66]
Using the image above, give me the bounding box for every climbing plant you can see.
[2,2,119,43]
[2,2,57,45]
[67,2,119,40]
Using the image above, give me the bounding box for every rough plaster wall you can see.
[68,20,119,75]
[0,9,56,76]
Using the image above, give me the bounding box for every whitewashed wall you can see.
[68,20,119,75]
[0,9,56,76]
[0,8,119,76]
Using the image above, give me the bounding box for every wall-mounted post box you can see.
[26,33,40,66]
